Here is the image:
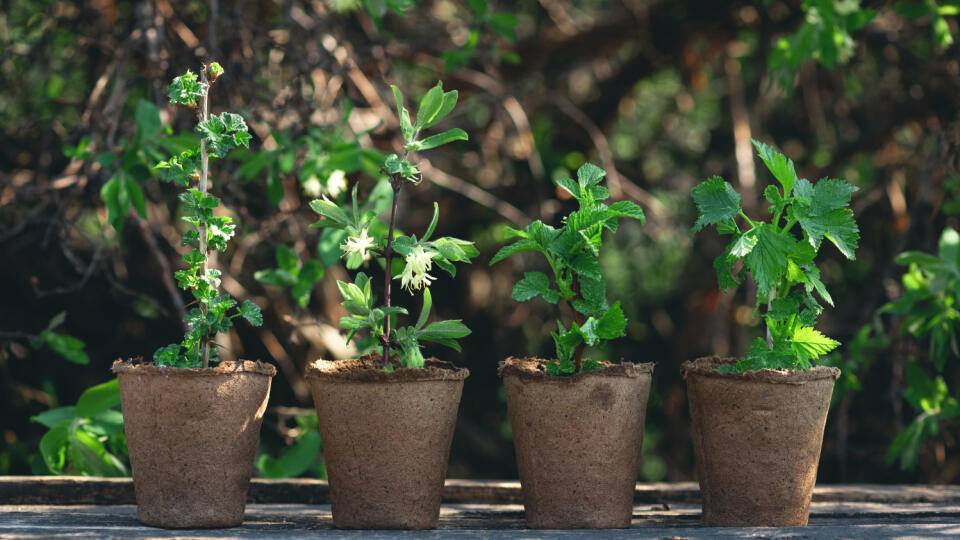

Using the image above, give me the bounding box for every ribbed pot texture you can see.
[113,359,275,529]
[305,358,468,530]
[683,356,840,527]
[500,357,654,529]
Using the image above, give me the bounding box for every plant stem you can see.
[381,178,402,368]
[198,68,211,369]
[570,277,586,370]
[765,288,775,349]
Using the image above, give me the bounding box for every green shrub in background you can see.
[881,228,960,469]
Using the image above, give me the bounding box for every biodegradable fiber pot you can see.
[500,357,654,529]
[683,356,840,527]
[113,359,275,529]
[305,357,468,530]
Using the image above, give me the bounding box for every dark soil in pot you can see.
[304,356,468,530]
[113,359,276,529]
[682,356,840,527]
[500,357,654,529]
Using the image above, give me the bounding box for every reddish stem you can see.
[381,180,402,368]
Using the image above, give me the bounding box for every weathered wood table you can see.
[2,477,959,538]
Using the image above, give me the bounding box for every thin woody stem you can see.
[381,178,402,368]
[199,68,211,369]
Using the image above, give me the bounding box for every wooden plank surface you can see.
[3,476,960,505]
[2,503,960,539]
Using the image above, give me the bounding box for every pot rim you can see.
[112,358,277,377]
[305,358,469,383]
[682,355,839,384]
[498,356,654,382]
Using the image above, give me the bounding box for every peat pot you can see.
[305,356,468,530]
[113,359,275,529]
[500,357,654,529]
[683,356,840,527]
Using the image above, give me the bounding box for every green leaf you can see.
[239,300,263,326]
[276,244,299,274]
[124,177,147,219]
[68,428,127,477]
[416,82,445,129]
[490,237,542,265]
[75,379,121,418]
[790,326,840,363]
[39,425,69,474]
[134,100,162,142]
[419,319,471,340]
[752,139,798,197]
[391,85,413,140]
[568,252,602,280]
[255,269,297,287]
[100,174,129,233]
[577,163,606,187]
[416,288,433,330]
[730,231,758,257]
[596,301,627,339]
[572,276,607,316]
[167,70,203,107]
[423,202,440,241]
[793,190,860,259]
[417,128,468,151]
[209,62,224,78]
[511,272,559,303]
[744,224,797,299]
[42,332,90,365]
[607,201,645,224]
[692,176,741,232]
[31,407,76,429]
[309,198,352,228]
[256,431,322,479]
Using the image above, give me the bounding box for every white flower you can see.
[397,245,436,292]
[341,228,375,262]
[302,175,323,197]
[325,170,347,198]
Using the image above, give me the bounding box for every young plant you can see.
[152,62,262,368]
[490,164,645,375]
[692,139,860,372]
[309,81,476,369]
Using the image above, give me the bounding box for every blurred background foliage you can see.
[2,0,960,483]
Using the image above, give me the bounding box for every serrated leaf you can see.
[744,224,797,299]
[511,272,558,303]
[608,200,645,224]
[692,176,741,232]
[490,237,541,265]
[752,139,798,196]
[239,300,263,326]
[596,301,627,339]
[576,163,606,187]
[730,232,758,257]
[790,326,840,363]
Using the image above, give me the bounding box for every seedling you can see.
[152,62,262,368]
[692,139,860,372]
[491,164,645,375]
[310,81,476,369]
